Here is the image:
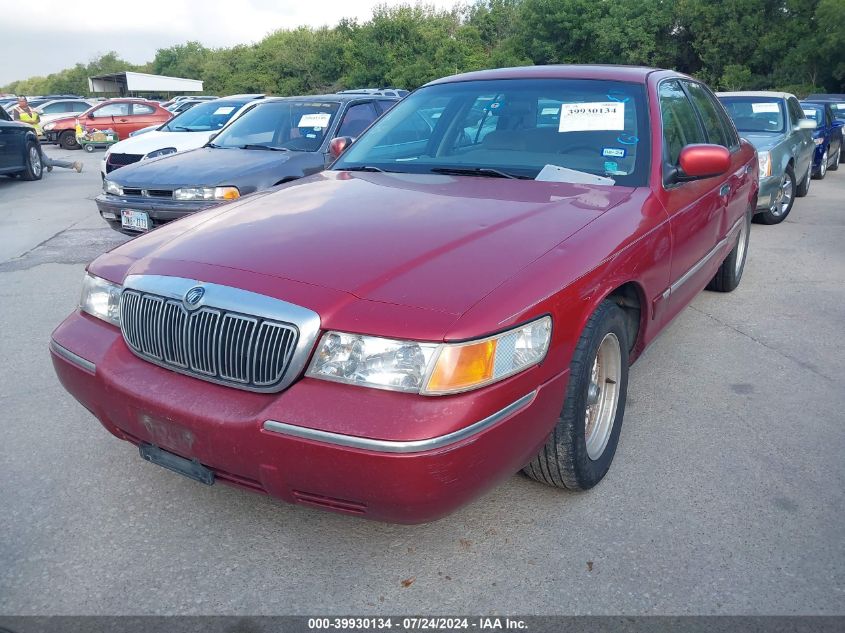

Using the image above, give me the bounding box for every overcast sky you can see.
[1,0,459,85]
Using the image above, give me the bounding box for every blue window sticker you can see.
[604,161,619,172]
[607,90,630,103]
[602,147,626,158]
[617,133,639,145]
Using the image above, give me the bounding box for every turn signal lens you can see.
[757,150,772,178]
[214,186,240,200]
[426,340,497,393]
[423,316,552,395]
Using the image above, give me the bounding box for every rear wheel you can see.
[20,142,43,181]
[59,130,79,150]
[523,300,629,490]
[707,210,751,292]
[754,165,795,225]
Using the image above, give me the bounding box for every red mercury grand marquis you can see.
[50,66,758,523]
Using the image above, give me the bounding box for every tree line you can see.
[4,0,844,98]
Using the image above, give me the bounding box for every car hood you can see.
[107,130,216,157]
[121,171,634,317]
[740,132,785,151]
[108,146,307,189]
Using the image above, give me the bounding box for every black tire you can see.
[829,146,840,171]
[59,130,79,150]
[707,210,751,292]
[754,165,795,225]
[812,149,828,180]
[20,142,43,181]
[796,161,811,197]
[523,300,630,490]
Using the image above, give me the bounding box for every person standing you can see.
[12,97,83,173]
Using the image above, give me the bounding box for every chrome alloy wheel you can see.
[584,332,622,460]
[29,146,42,178]
[735,215,749,276]
[771,172,793,216]
[820,150,828,177]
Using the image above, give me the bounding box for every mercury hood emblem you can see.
[184,286,205,309]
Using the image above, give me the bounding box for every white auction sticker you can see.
[751,103,780,114]
[213,106,235,115]
[559,102,624,132]
[298,113,331,128]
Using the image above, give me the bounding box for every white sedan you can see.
[100,95,264,178]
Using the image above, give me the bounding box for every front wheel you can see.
[754,165,795,225]
[796,161,812,197]
[707,210,751,292]
[20,142,43,181]
[523,300,629,490]
[813,150,828,180]
[59,130,79,150]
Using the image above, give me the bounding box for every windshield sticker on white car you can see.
[601,147,626,158]
[751,103,780,113]
[213,106,235,115]
[558,102,625,132]
[298,113,331,128]
[802,109,818,119]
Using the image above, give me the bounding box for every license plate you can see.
[139,443,215,486]
[121,209,150,231]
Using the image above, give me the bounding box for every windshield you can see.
[212,100,340,151]
[333,78,649,185]
[160,100,246,132]
[830,103,845,122]
[719,97,785,133]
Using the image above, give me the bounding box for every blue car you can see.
[800,100,844,179]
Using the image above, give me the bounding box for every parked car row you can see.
[37,68,845,523]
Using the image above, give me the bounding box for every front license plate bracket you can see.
[139,443,215,486]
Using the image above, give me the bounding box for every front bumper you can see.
[95,193,216,231]
[756,174,781,212]
[50,311,567,523]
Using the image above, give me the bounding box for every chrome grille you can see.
[120,289,299,390]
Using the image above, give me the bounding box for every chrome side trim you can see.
[662,216,745,300]
[50,340,96,374]
[263,390,537,453]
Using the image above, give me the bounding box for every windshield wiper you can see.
[429,167,529,180]
[344,165,387,173]
[240,144,289,151]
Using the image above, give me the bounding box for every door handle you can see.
[118,118,128,122]
[719,184,731,198]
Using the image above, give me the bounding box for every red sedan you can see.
[50,66,758,523]
[42,99,171,150]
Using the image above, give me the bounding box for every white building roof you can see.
[88,71,203,94]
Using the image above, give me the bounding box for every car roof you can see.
[806,94,845,100]
[717,91,796,99]
[262,93,399,103]
[424,64,673,86]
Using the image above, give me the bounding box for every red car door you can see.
[86,102,130,137]
[655,79,726,324]
[128,102,163,135]
[684,80,753,245]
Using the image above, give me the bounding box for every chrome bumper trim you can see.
[50,340,96,374]
[263,390,537,453]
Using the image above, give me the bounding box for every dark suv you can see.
[97,93,399,234]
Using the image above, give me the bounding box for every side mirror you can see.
[329,136,353,159]
[796,119,816,131]
[87,113,95,119]
[675,144,731,181]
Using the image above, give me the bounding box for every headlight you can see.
[44,122,55,131]
[173,186,240,201]
[813,137,824,146]
[104,179,123,195]
[757,151,771,178]
[306,316,551,395]
[79,273,121,327]
[144,147,177,160]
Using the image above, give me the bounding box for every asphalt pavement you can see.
[0,147,843,615]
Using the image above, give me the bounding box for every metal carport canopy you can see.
[88,71,203,94]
